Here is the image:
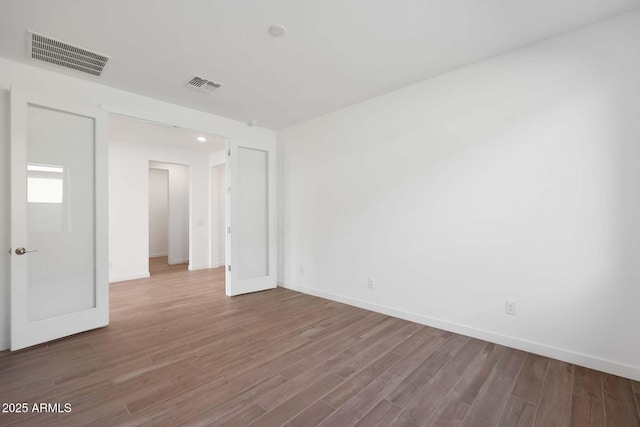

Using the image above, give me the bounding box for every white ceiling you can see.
[1,1,639,130]
[108,114,227,152]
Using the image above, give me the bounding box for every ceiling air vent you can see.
[185,76,223,94]
[28,31,110,77]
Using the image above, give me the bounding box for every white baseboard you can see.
[210,260,226,268]
[0,338,9,351]
[149,253,168,258]
[280,282,640,382]
[109,272,150,283]
[188,264,210,271]
[168,258,189,265]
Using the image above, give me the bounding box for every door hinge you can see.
[227,149,231,156]
[227,226,231,234]
[227,265,231,272]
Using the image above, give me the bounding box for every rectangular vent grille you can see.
[29,31,110,77]
[186,76,223,94]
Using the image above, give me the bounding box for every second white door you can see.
[226,138,276,296]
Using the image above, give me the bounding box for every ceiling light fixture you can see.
[196,136,207,143]
[247,120,258,127]
[268,24,287,37]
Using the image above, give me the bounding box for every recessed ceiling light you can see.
[196,136,207,143]
[247,120,258,127]
[268,24,287,37]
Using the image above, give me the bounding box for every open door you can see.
[10,88,108,350]
[226,138,276,296]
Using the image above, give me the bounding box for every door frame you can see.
[147,166,170,259]
[103,108,231,277]
[102,107,277,297]
[148,161,190,266]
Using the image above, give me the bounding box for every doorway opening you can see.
[210,163,226,269]
[148,161,190,276]
[107,113,228,284]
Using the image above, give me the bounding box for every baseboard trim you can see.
[109,272,150,283]
[188,265,210,271]
[168,258,189,265]
[280,282,640,381]
[209,260,226,268]
[149,253,168,258]
[0,338,9,351]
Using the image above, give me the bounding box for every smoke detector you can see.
[185,76,223,94]
[268,24,288,37]
[28,31,110,77]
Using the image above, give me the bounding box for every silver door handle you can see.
[15,247,38,255]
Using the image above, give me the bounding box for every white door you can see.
[226,138,276,296]
[10,88,108,350]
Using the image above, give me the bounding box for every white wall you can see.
[216,165,227,266]
[0,89,9,351]
[278,10,640,381]
[148,168,169,257]
[0,57,275,349]
[209,152,227,268]
[149,161,190,264]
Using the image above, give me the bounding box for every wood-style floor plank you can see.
[388,366,460,426]
[533,360,574,427]
[633,381,640,420]
[355,399,402,426]
[498,396,537,427]
[512,353,548,404]
[602,374,640,427]
[570,395,605,427]
[249,374,343,427]
[288,400,335,427]
[0,257,638,426]
[574,365,604,402]
[461,349,526,427]
[449,342,507,406]
[426,396,471,427]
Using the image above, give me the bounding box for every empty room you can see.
[0,1,639,426]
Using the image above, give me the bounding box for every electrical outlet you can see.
[505,300,516,316]
[368,278,375,289]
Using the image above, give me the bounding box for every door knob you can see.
[15,247,38,255]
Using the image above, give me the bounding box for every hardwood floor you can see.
[149,256,188,276]
[0,267,639,426]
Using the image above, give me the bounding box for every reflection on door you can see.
[27,163,66,232]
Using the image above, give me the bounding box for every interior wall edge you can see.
[108,272,150,283]
[280,281,640,382]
